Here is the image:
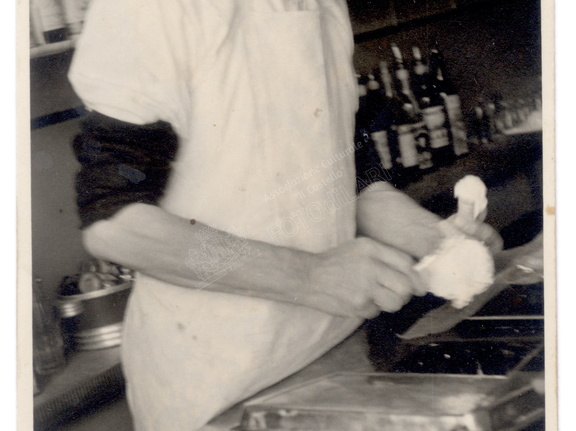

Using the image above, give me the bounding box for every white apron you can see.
[70,1,362,429]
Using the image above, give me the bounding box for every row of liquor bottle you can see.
[30,0,91,47]
[356,44,470,185]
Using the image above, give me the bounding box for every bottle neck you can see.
[398,73,412,94]
[430,49,456,95]
[412,46,427,77]
[379,62,394,98]
[391,44,412,93]
[397,71,418,107]
[391,44,410,84]
[391,44,403,64]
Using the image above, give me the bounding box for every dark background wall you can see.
[352,0,542,117]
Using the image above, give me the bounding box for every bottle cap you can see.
[367,74,380,90]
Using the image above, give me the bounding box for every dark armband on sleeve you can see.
[73,111,179,228]
[354,126,392,194]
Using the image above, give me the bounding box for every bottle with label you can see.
[472,101,492,145]
[490,93,508,135]
[365,73,395,173]
[390,44,433,175]
[483,98,499,138]
[376,61,405,181]
[411,46,453,166]
[355,74,395,188]
[428,46,469,156]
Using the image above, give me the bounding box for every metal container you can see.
[55,282,132,351]
[240,372,544,431]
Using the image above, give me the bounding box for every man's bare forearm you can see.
[82,203,321,306]
[356,182,443,259]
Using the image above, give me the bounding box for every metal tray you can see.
[240,372,543,431]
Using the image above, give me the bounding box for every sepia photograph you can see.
[22,0,554,430]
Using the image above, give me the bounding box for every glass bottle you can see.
[429,46,470,156]
[33,278,66,381]
[391,44,433,175]
[412,46,453,166]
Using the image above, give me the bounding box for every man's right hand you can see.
[304,237,426,319]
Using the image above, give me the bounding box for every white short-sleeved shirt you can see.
[69,1,362,430]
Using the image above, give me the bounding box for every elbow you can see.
[82,219,119,262]
[80,203,149,261]
[79,203,166,273]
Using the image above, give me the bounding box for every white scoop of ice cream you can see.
[414,176,495,309]
[414,235,495,308]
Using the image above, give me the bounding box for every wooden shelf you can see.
[350,0,497,42]
[31,37,77,59]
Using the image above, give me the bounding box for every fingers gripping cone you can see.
[414,175,495,309]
